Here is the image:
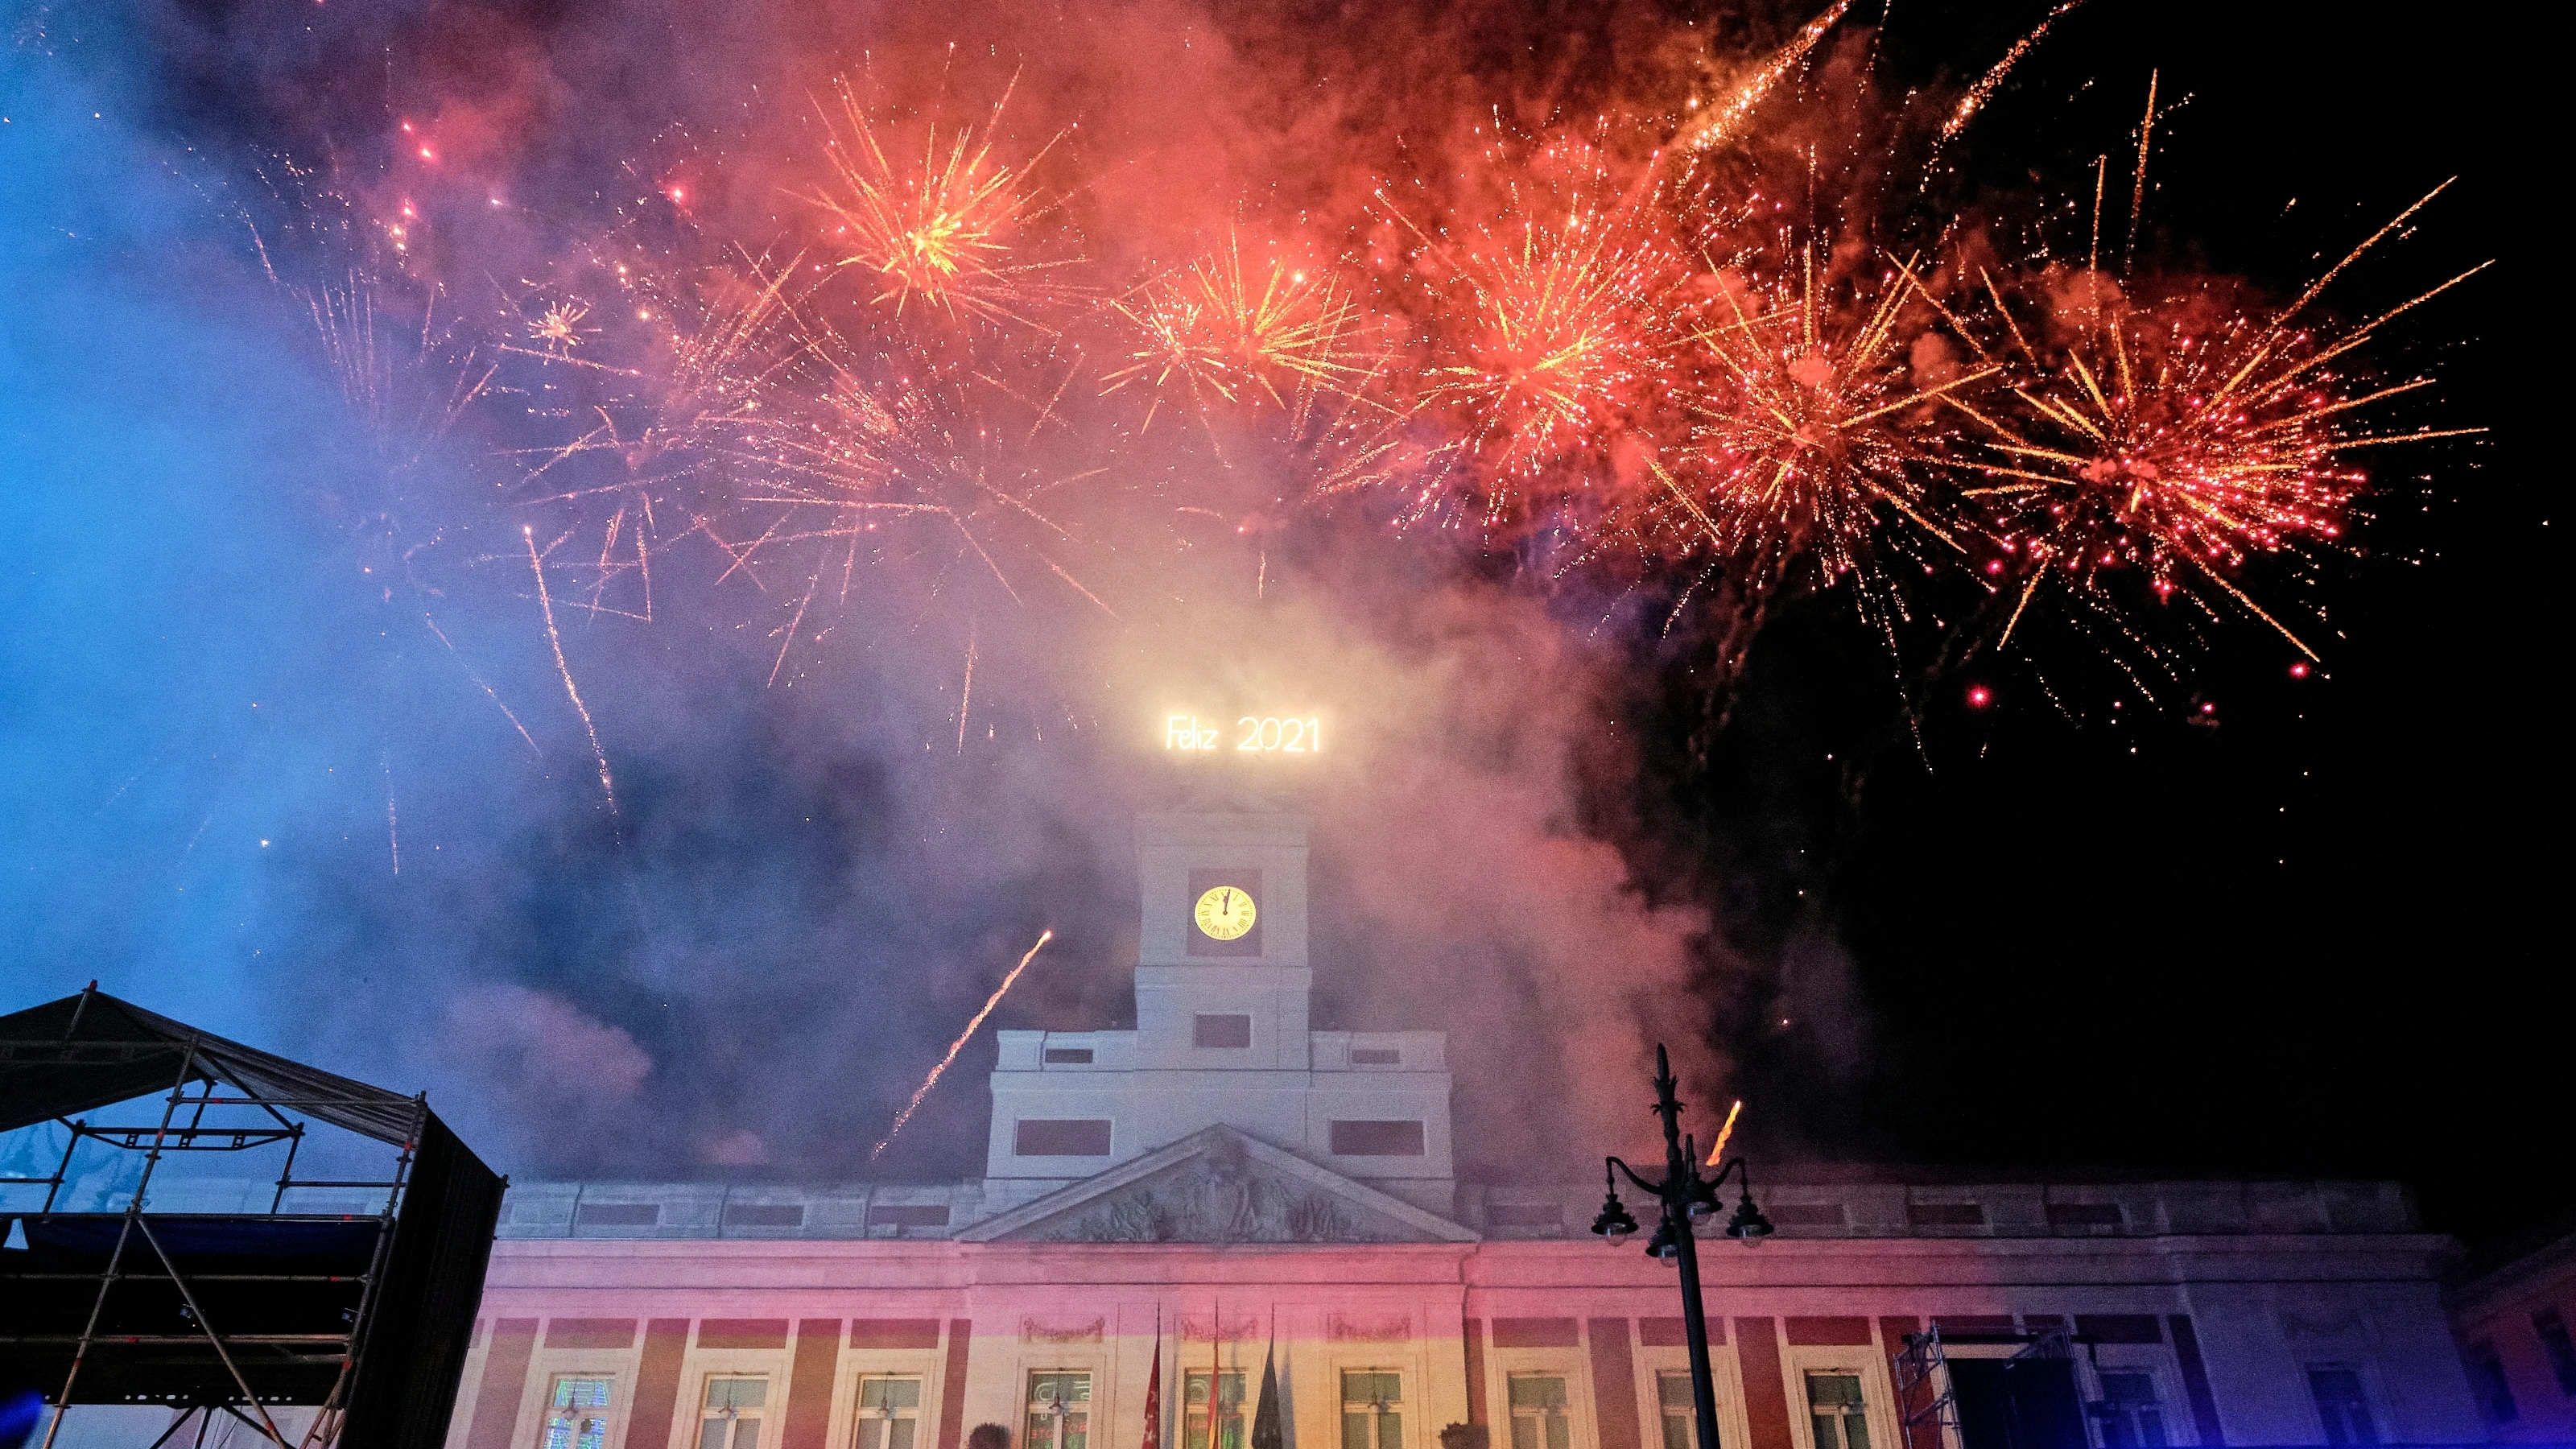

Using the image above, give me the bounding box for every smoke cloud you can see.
[0,0,1852,1184]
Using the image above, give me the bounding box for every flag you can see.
[1249,1337,1282,1449]
[1142,1307,1164,1449]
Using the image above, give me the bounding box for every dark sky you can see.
[0,0,2549,1249]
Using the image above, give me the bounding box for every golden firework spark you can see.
[1103,235,1378,436]
[810,76,1076,328]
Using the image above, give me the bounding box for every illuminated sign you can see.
[1165,714,1321,754]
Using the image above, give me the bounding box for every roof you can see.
[0,985,424,1146]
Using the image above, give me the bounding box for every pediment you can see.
[959,1127,1476,1244]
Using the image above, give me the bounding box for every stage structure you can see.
[0,985,503,1448]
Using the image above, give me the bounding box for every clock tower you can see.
[982,791,1456,1216]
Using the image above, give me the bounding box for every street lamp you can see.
[1591,1044,1773,1449]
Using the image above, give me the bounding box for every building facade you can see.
[452,802,2487,1449]
[2447,1221,2576,1442]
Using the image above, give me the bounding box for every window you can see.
[2045,1202,2124,1229]
[2306,1367,2378,1446]
[2534,1308,2576,1396]
[1507,1374,1571,1449]
[1805,1373,1871,1449]
[1186,1370,1246,1449]
[869,1203,952,1228]
[542,1377,613,1449]
[1028,1372,1092,1449]
[857,1376,925,1449]
[2092,1371,2166,1448]
[1905,1203,1984,1228]
[726,1203,803,1228]
[1349,1047,1402,1065]
[1657,1371,1710,1449]
[1015,1120,1113,1156]
[700,1377,768,1449]
[2466,1343,2517,1426]
[1343,1370,1403,1449]
[1195,1014,1253,1048]
[1329,1121,1426,1157]
[1045,1047,1096,1063]
[575,1203,658,1228]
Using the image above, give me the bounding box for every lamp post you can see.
[1591,1044,1773,1449]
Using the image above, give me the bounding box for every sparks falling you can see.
[873,929,1054,1160]
[522,525,621,824]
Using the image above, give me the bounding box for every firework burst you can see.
[809,76,1078,328]
[1943,185,2484,658]
[1382,143,1695,534]
[1102,235,1380,437]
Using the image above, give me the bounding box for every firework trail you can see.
[381,752,401,877]
[1683,0,1856,152]
[873,929,1053,1160]
[423,613,542,755]
[522,526,622,824]
[1703,1098,1743,1167]
[956,625,978,753]
[1938,0,2091,145]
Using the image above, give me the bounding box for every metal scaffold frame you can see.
[0,985,504,1449]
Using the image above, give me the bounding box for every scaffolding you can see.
[0,985,502,1449]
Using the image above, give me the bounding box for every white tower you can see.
[983,797,1455,1215]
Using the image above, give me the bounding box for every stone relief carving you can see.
[1328,1313,1411,1342]
[1024,1316,1106,1343]
[1041,1137,1399,1244]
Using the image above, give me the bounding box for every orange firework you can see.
[1385,145,1693,531]
[1103,235,1379,435]
[1670,243,1995,587]
[1942,186,2485,655]
[810,76,1077,328]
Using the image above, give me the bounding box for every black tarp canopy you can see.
[0,986,504,1447]
[0,986,422,1143]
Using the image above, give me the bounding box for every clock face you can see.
[1193,885,1258,941]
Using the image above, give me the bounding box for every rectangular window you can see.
[1015,1119,1113,1156]
[1657,1371,1711,1449]
[1349,1047,1402,1065]
[1506,1374,1570,1449]
[1045,1047,1096,1063]
[2467,1343,2517,1426]
[1187,1370,1246,1449]
[857,1376,925,1449]
[542,1377,613,1449]
[1342,1370,1404,1449]
[1195,1014,1253,1049]
[2093,1371,2167,1448]
[2306,1367,2378,1446]
[1029,1372,1092,1449]
[699,1377,768,1449]
[2534,1308,2576,1396]
[1330,1121,1426,1157]
[2044,1202,2123,1228]
[1805,1373,1871,1449]
[1905,1203,1984,1228]
[725,1203,803,1228]
[575,1203,658,1228]
[868,1203,952,1228]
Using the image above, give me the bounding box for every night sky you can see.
[0,0,2549,1249]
